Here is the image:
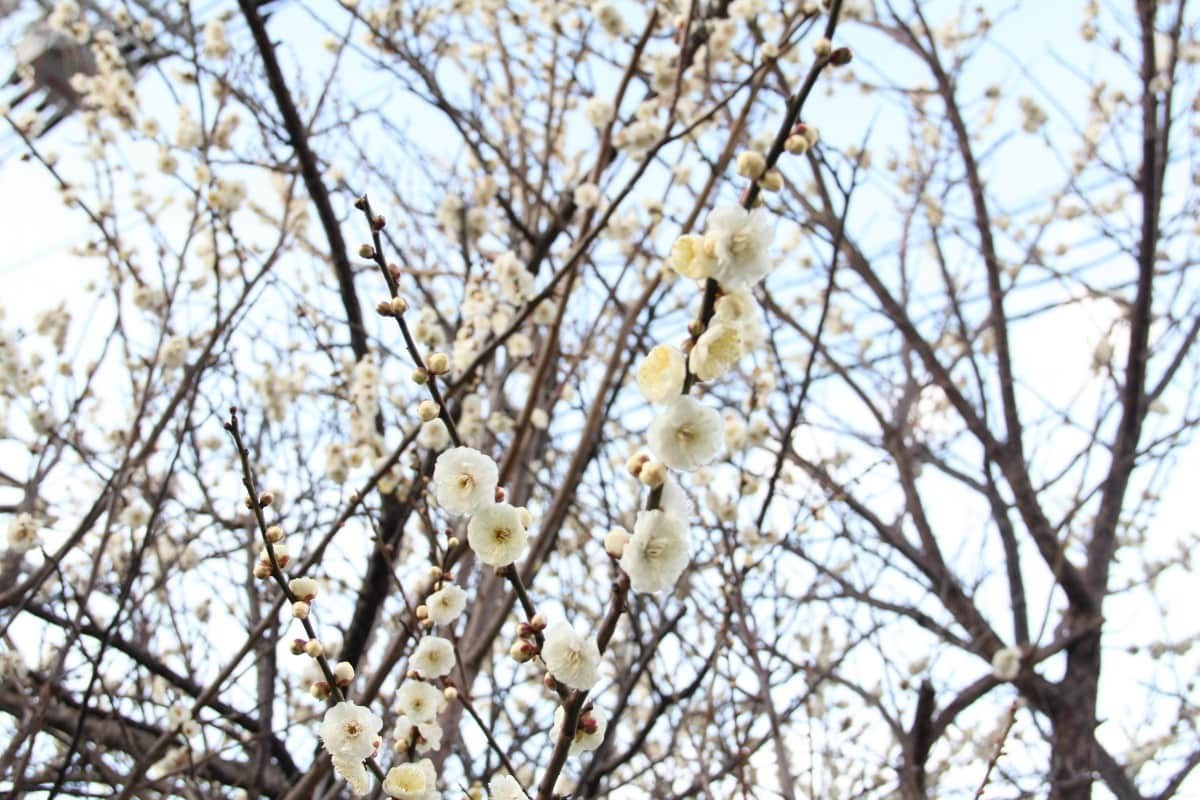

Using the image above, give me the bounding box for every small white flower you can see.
[467,502,528,567]
[6,513,40,554]
[319,701,382,761]
[992,646,1022,681]
[552,705,609,756]
[432,447,498,515]
[392,715,443,754]
[647,396,724,472]
[410,636,456,679]
[584,96,615,128]
[418,419,450,451]
[489,774,525,800]
[636,345,686,404]
[426,584,467,626]
[688,321,743,382]
[332,755,372,796]
[383,758,440,800]
[574,182,602,209]
[542,622,602,691]
[395,679,444,724]
[704,206,774,291]
[620,510,690,593]
[666,234,716,280]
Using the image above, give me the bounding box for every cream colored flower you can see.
[395,679,444,725]
[319,701,382,761]
[332,755,372,796]
[542,622,602,691]
[409,636,456,679]
[666,234,716,280]
[992,646,1022,681]
[466,502,528,567]
[432,447,498,515]
[704,206,774,290]
[383,758,440,800]
[426,584,467,626]
[552,705,609,756]
[647,396,724,472]
[620,510,689,593]
[636,345,686,404]
[489,774,524,800]
[688,321,743,382]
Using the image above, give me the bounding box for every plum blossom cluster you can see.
[619,202,776,594]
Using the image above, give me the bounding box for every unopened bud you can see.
[291,601,310,619]
[289,577,318,601]
[830,46,853,66]
[735,150,766,180]
[604,527,630,559]
[412,368,429,385]
[785,134,809,155]
[638,461,667,488]
[265,525,284,543]
[305,639,324,658]
[759,170,784,192]
[290,638,306,655]
[510,641,537,662]
[626,453,649,478]
[443,686,458,701]
[310,681,331,700]
[372,214,386,231]
[446,536,460,549]
[543,672,557,690]
[333,661,355,686]
[353,196,368,211]
[416,604,429,620]
[813,37,832,58]
[517,622,536,639]
[427,353,450,375]
[390,296,409,315]
[579,713,599,735]
[252,563,272,580]
[358,244,375,259]
[377,299,394,316]
[530,613,548,631]
[418,400,440,421]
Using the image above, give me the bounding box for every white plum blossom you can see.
[392,715,443,754]
[584,96,615,128]
[552,705,609,756]
[620,510,690,593]
[714,289,765,351]
[6,513,40,554]
[542,622,602,691]
[418,419,450,451]
[703,206,774,291]
[409,636,456,679]
[383,758,441,800]
[319,701,382,761]
[647,396,724,472]
[432,447,498,515]
[466,502,529,567]
[395,679,444,724]
[666,234,716,281]
[489,774,525,800]
[426,584,467,626]
[688,321,743,382]
[636,345,686,404]
[992,646,1022,681]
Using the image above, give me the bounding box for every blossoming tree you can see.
[1,1,1198,799]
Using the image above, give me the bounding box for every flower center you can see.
[675,423,696,443]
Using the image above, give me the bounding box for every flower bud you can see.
[427,353,450,375]
[735,150,766,180]
[626,453,648,478]
[377,299,394,316]
[371,214,386,231]
[517,622,536,639]
[358,244,375,259]
[418,400,440,421]
[258,491,273,508]
[390,296,409,315]
[252,563,272,580]
[759,170,784,192]
[310,681,330,700]
[412,368,429,385]
[579,713,599,735]
[289,577,318,601]
[333,661,355,686]
[443,687,458,701]
[447,536,460,549]
[510,641,537,662]
[353,196,368,211]
[785,134,809,155]
[530,613,548,631]
[638,461,667,488]
[265,525,284,543]
[290,638,307,655]
[604,527,630,559]
[291,601,310,619]
[830,46,853,66]
[305,639,324,658]
[416,604,429,620]
[814,37,832,57]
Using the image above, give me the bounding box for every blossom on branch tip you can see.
[432,447,499,515]
[466,502,529,567]
[620,509,690,593]
[542,622,602,691]
[647,396,724,472]
[636,345,686,404]
[395,679,445,724]
[319,701,382,761]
